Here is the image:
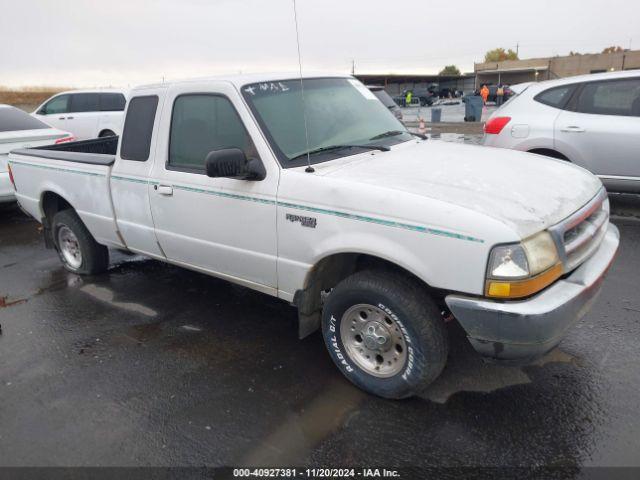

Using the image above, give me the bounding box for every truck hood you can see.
[314,140,603,238]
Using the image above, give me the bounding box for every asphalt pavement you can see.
[1,197,639,471]
[401,102,498,124]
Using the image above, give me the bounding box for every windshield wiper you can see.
[290,144,390,162]
[369,130,406,140]
[371,129,428,141]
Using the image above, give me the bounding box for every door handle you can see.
[58,117,65,120]
[155,185,173,196]
[67,116,74,120]
[560,126,585,133]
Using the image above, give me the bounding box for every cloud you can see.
[0,0,637,87]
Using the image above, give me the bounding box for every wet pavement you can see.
[1,198,640,470]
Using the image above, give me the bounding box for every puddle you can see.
[239,378,366,466]
[421,346,577,404]
[80,284,157,317]
[428,132,484,145]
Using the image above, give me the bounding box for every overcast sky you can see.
[1,0,638,87]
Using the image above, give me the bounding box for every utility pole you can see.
[351,59,355,76]
[516,42,519,57]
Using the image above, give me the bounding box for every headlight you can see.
[486,231,562,299]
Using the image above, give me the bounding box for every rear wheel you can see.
[52,209,109,274]
[322,270,448,399]
[99,129,116,137]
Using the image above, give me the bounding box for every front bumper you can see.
[0,172,15,203]
[445,223,620,362]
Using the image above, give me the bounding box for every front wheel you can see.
[322,270,448,399]
[52,209,109,274]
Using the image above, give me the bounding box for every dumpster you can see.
[431,108,442,123]
[464,95,483,122]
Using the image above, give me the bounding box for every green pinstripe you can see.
[9,160,104,177]
[10,161,484,243]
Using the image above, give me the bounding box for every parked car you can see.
[0,105,74,203]
[33,89,128,140]
[8,73,619,399]
[483,71,640,193]
[367,86,403,121]
[485,85,515,103]
[394,87,437,107]
[414,85,438,106]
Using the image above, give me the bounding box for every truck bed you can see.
[9,136,123,248]
[12,136,118,165]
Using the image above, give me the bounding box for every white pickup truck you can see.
[8,73,619,399]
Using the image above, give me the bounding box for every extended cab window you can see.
[534,85,575,109]
[576,78,640,117]
[70,93,100,113]
[168,94,255,172]
[99,93,126,112]
[41,94,70,115]
[120,95,159,161]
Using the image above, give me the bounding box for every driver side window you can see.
[168,94,257,173]
[41,95,70,115]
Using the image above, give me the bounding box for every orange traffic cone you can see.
[418,117,427,135]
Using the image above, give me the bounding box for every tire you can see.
[99,130,116,137]
[321,270,448,399]
[52,209,109,274]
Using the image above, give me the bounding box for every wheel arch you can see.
[40,190,75,247]
[293,251,438,339]
[98,129,116,138]
[527,148,570,161]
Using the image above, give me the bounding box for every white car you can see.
[1,104,74,203]
[33,89,128,140]
[8,73,619,398]
[483,71,640,193]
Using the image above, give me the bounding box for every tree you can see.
[439,65,461,76]
[602,46,624,54]
[484,48,519,63]
[568,51,583,56]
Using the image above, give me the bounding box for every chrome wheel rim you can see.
[57,226,82,270]
[339,304,407,378]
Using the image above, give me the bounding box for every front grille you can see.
[549,189,609,273]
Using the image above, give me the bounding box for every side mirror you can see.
[205,148,265,181]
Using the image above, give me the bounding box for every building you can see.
[475,49,640,86]
[354,73,476,97]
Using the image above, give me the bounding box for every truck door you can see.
[148,82,279,291]
[110,92,166,258]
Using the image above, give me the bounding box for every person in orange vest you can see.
[480,84,490,105]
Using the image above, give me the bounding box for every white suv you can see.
[33,89,128,140]
[482,71,640,193]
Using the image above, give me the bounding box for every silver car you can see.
[483,71,640,193]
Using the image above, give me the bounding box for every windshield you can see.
[242,77,412,167]
[0,106,49,133]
